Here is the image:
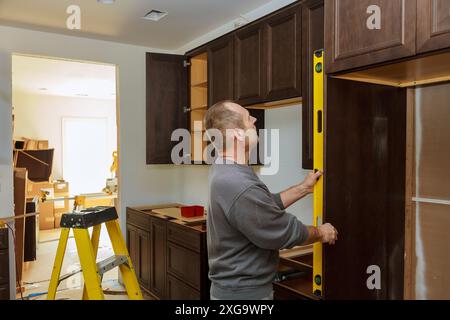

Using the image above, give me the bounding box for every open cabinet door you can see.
[324,78,406,299]
[146,53,188,164]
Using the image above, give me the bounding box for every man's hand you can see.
[318,223,338,245]
[304,223,338,245]
[301,170,323,193]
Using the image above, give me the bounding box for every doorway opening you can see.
[12,54,121,300]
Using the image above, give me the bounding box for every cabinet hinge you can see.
[183,60,191,67]
[183,106,192,113]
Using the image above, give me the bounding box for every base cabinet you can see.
[167,275,202,300]
[0,228,9,300]
[126,207,209,300]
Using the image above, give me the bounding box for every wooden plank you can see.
[404,88,415,300]
[127,204,183,212]
[416,202,450,299]
[279,245,313,259]
[13,168,27,286]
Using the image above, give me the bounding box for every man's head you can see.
[204,100,258,159]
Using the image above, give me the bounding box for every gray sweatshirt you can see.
[207,161,309,300]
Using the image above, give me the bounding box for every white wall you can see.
[177,105,314,225]
[13,91,117,182]
[0,25,179,299]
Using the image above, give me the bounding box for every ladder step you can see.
[58,268,82,284]
[60,206,118,229]
[97,255,128,276]
[57,255,128,283]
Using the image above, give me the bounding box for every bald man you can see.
[204,100,338,300]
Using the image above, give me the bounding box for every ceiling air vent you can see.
[143,10,168,22]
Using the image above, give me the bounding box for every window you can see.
[62,117,109,195]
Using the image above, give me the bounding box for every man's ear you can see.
[234,128,246,142]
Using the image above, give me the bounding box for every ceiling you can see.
[0,0,273,50]
[12,55,117,100]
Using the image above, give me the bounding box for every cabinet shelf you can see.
[191,105,208,110]
[191,81,208,88]
[333,51,450,88]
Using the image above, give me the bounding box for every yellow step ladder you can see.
[313,49,324,298]
[47,206,143,300]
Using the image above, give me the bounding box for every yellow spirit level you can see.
[313,49,324,297]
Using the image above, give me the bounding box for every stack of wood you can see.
[12,137,61,292]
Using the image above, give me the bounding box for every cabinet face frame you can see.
[325,0,417,73]
[417,0,450,53]
[302,0,324,170]
[150,217,167,298]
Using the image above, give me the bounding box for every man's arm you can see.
[279,171,323,209]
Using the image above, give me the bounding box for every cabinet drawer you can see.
[0,229,7,250]
[0,284,9,300]
[167,275,201,300]
[167,223,201,252]
[126,208,151,231]
[167,242,201,290]
[0,250,9,284]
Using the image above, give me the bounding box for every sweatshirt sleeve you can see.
[271,193,285,210]
[227,184,309,250]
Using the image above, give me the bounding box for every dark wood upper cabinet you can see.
[146,53,188,164]
[264,5,302,101]
[325,0,417,73]
[234,23,265,105]
[0,228,9,300]
[302,0,324,170]
[417,0,450,53]
[208,37,234,105]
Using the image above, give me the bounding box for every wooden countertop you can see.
[128,204,207,232]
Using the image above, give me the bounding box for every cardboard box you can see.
[54,212,63,229]
[24,139,49,150]
[53,181,70,217]
[53,181,70,228]
[39,201,55,230]
[53,181,69,194]
[37,140,49,150]
[27,181,53,199]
